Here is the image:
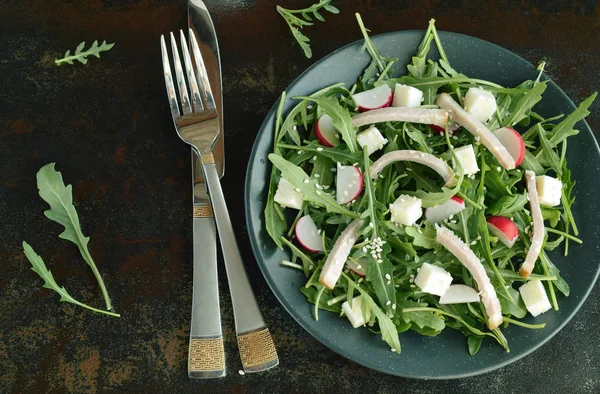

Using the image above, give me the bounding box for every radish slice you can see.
[436,93,516,170]
[428,122,461,135]
[369,150,456,187]
[486,216,519,249]
[352,84,393,112]
[493,127,525,167]
[346,258,367,277]
[425,196,465,224]
[352,107,448,128]
[436,225,503,329]
[520,171,545,278]
[315,114,340,147]
[439,284,480,304]
[295,215,323,253]
[319,219,364,289]
[336,163,363,204]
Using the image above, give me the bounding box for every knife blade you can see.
[186,0,225,379]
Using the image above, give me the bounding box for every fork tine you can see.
[170,32,192,115]
[179,30,204,112]
[160,35,180,119]
[189,28,216,111]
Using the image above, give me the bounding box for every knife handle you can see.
[202,160,279,373]
[188,204,226,379]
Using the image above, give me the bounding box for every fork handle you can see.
[203,160,279,373]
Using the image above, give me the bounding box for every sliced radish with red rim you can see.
[486,216,519,249]
[295,215,323,253]
[352,84,393,112]
[336,163,363,204]
[493,127,525,167]
[346,258,366,277]
[315,114,340,147]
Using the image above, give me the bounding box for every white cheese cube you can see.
[274,178,304,210]
[535,175,562,207]
[414,263,453,296]
[342,295,371,328]
[392,84,423,108]
[356,125,388,155]
[389,194,422,226]
[519,280,552,317]
[464,87,497,123]
[453,144,479,175]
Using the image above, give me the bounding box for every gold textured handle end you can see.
[237,328,279,373]
[193,205,213,218]
[188,337,226,379]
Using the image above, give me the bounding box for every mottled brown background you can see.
[1,0,599,393]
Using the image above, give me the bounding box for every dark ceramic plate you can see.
[244,30,600,379]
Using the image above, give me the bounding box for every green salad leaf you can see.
[36,163,113,311]
[55,40,114,66]
[22,242,120,317]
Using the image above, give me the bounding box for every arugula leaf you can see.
[405,226,438,249]
[276,1,339,58]
[22,242,120,317]
[549,92,597,146]
[36,163,113,311]
[55,40,114,66]
[542,207,561,227]
[521,150,545,175]
[277,142,362,164]
[407,20,435,78]
[468,335,483,355]
[487,193,528,216]
[265,93,289,248]
[355,13,397,89]
[300,286,341,313]
[302,96,357,152]
[503,82,547,127]
[268,154,359,217]
[344,273,401,352]
[535,123,562,175]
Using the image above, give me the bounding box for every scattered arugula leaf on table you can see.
[55,40,114,66]
[23,163,118,317]
[277,0,339,58]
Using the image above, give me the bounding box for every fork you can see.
[160,30,279,373]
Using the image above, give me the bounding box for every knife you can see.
[186,0,225,379]
[189,0,279,374]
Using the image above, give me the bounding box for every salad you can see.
[264,14,596,354]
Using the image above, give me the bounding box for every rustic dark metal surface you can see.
[0,0,598,393]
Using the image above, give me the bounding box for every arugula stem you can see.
[503,317,546,329]
[429,19,448,64]
[314,285,326,321]
[545,228,582,244]
[355,13,385,72]
[72,299,121,317]
[281,260,304,270]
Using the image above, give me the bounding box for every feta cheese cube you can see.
[519,280,552,317]
[414,263,453,296]
[342,295,371,328]
[453,144,479,175]
[464,87,497,123]
[535,175,562,207]
[274,178,304,210]
[392,84,423,108]
[357,125,388,155]
[389,194,422,226]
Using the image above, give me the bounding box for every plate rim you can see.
[244,29,600,379]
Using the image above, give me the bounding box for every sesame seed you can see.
[297,150,303,154]
[239,370,246,375]
[316,190,321,195]
[307,105,313,109]
[497,167,502,172]
[391,348,397,352]
[294,188,300,192]
[358,278,363,283]
[303,178,309,183]
[314,174,320,178]
[387,280,391,285]
[410,284,416,288]
[317,147,323,151]
[369,222,374,228]
[309,265,314,271]
[293,125,297,131]
[453,135,459,140]
[356,264,362,269]
[377,259,382,264]
[470,240,477,245]
[330,167,337,172]
[385,274,391,280]
[386,300,391,305]
[362,247,367,253]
